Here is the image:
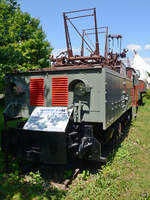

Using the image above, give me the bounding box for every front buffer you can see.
[2,106,70,164]
[1,128,67,164]
[1,106,102,164]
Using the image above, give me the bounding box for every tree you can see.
[0,0,52,90]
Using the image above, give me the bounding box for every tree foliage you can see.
[0,0,52,90]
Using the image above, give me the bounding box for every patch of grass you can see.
[0,173,66,200]
[78,170,90,181]
[0,164,66,200]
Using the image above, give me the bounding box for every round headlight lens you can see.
[74,82,86,96]
[12,84,24,96]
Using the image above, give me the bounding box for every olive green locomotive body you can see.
[4,65,132,130]
[1,8,136,164]
[2,64,133,164]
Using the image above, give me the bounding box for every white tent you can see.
[132,52,150,83]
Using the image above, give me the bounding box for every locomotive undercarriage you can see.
[1,108,132,165]
[67,107,132,162]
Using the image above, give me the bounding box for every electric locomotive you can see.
[1,8,139,164]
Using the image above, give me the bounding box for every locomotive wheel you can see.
[118,122,122,137]
[111,121,122,144]
[123,109,132,128]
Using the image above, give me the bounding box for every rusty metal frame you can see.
[51,8,127,68]
[81,26,108,58]
[63,8,100,58]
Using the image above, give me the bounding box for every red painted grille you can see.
[52,77,68,106]
[30,78,44,106]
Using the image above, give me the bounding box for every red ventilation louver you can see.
[52,77,68,106]
[30,78,44,106]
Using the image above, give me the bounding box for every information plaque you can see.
[23,107,72,132]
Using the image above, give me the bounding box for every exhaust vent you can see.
[52,77,68,106]
[30,78,44,106]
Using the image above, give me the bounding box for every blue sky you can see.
[19,0,150,63]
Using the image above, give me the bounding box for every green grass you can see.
[0,91,150,199]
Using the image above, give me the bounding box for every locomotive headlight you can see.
[13,85,21,95]
[74,81,86,97]
[9,81,25,96]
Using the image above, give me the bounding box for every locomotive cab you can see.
[2,63,133,164]
[1,8,136,165]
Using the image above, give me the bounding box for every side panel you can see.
[5,67,133,129]
[105,69,132,129]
